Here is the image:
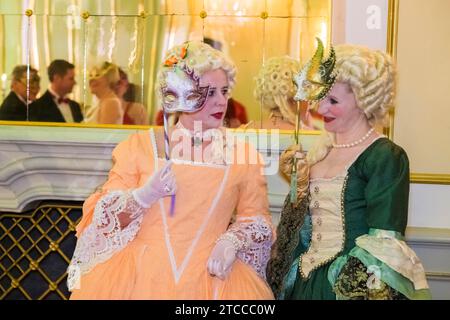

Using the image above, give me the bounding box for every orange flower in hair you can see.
[164,56,178,67]
[180,46,187,59]
[163,44,188,67]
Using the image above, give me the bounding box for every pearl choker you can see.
[175,122,223,147]
[175,122,202,146]
[332,128,375,148]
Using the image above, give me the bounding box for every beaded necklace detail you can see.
[332,128,375,148]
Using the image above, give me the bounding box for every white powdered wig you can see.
[254,56,301,124]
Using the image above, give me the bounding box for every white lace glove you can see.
[132,160,177,208]
[207,239,237,280]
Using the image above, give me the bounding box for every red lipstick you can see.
[211,112,224,119]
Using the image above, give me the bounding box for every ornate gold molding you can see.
[411,173,450,185]
[0,121,325,136]
[386,0,399,59]
[385,0,399,140]
[0,120,152,130]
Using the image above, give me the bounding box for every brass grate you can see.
[0,203,82,300]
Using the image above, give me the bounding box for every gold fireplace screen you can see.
[0,203,82,300]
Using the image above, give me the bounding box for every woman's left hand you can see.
[206,239,237,280]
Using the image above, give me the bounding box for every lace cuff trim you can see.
[222,215,273,279]
[67,190,146,291]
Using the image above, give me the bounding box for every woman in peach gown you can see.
[67,41,275,300]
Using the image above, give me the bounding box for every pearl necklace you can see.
[332,128,375,148]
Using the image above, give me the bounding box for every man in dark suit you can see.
[30,60,83,123]
[0,65,40,121]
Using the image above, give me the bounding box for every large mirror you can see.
[1,0,395,131]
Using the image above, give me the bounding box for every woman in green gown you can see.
[267,43,431,300]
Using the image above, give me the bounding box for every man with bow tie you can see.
[29,59,83,123]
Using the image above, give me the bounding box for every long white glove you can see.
[207,239,237,280]
[132,160,177,208]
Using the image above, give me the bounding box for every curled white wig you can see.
[334,45,397,126]
[254,56,301,124]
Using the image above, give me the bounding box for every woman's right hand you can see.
[132,160,177,208]
[279,144,310,203]
[279,144,308,178]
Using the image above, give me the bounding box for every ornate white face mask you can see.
[161,66,210,113]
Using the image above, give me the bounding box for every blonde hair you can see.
[156,41,236,101]
[89,62,120,88]
[307,45,396,165]
[254,56,301,123]
[335,45,396,126]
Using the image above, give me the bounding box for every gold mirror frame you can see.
[0,0,414,139]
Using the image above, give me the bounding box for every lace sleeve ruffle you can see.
[67,190,146,291]
[354,228,429,290]
[328,228,431,300]
[218,215,273,279]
